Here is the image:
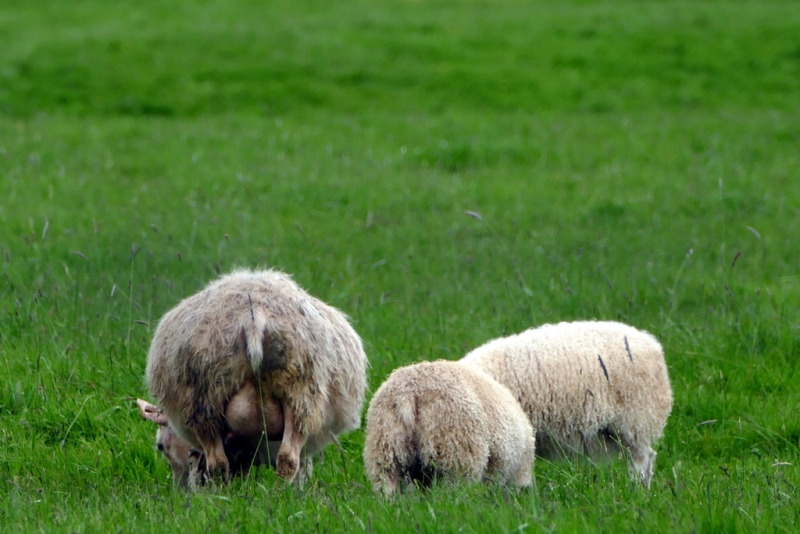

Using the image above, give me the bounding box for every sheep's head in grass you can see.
[137,384,288,489]
[137,398,196,488]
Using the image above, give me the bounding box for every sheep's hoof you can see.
[208,466,230,485]
[276,452,298,480]
[196,460,229,488]
[380,476,398,498]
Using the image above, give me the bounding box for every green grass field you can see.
[1,0,799,531]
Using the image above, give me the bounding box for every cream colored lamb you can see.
[460,320,672,489]
[363,360,534,496]
[145,268,368,487]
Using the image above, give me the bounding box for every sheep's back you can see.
[461,321,672,444]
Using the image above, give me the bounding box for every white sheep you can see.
[363,360,535,496]
[460,320,672,489]
[145,268,368,487]
[137,377,284,488]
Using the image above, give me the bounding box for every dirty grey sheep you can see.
[145,268,368,487]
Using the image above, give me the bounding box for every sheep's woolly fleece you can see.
[461,320,672,488]
[145,268,367,483]
[363,360,534,496]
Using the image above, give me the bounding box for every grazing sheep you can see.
[363,360,534,496]
[460,320,672,489]
[145,268,368,487]
[137,378,284,488]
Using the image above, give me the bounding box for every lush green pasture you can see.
[1,0,799,531]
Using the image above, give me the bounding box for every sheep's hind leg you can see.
[380,467,399,497]
[510,452,533,489]
[370,458,400,497]
[276,403,307,484]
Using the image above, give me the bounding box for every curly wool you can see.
[363,360,534,496]
[460,320,672,488]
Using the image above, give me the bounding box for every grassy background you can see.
[1,0,799,531]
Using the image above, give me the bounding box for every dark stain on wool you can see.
[624,336,634,362]
[597,354,610,382]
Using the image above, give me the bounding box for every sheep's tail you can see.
[393,393,417,432]
[244,307,269,374]
[241,303,288,378]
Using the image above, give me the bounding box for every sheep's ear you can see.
[136,398,169,426]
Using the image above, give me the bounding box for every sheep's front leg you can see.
[276,402,307,483]
[197,434,229,486]
[187,450,207,489]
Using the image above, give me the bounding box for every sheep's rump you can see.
[461,321,672,460]
[145,268,367,451]
[363,360,533,493]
